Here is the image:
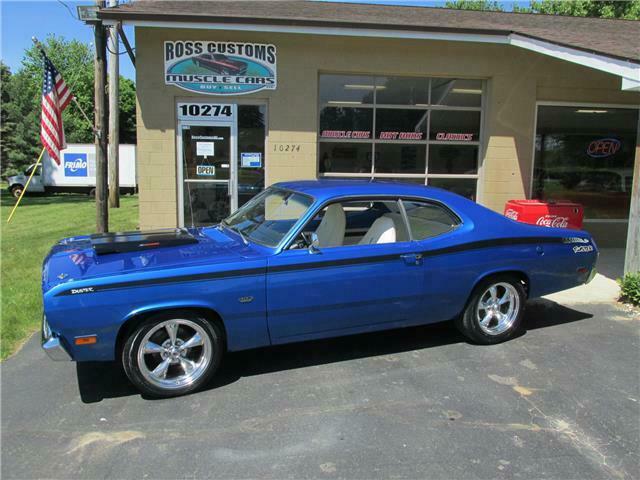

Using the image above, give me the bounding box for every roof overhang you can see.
[103,17,640,91]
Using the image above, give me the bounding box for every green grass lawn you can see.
[1,191,139,359]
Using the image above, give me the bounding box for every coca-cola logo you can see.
[536,215,569,228]
[505,209,519,220]
[587,138,620,158]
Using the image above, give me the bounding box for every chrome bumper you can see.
[41,316,71,361]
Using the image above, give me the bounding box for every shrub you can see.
[618,272,640,307]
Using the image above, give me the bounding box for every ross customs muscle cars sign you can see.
[164,41,277,95]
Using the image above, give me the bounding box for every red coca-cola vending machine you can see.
[504,200,584,230]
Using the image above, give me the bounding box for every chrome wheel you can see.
[136,319,213,390]
[476,282,520,336]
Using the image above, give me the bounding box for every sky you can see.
[1,0,136,79]
[0,0,531,82]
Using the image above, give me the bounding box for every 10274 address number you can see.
[273,143,302,153]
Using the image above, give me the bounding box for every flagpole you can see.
[7,38,101,224]
[6,147,46,223]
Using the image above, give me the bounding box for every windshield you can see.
[223,187,314,247]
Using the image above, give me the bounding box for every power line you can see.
[56,0,80,21]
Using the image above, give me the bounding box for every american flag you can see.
[41,54,72,165]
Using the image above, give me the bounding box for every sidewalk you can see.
[544,248,623,305]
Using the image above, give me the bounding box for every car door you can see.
[265,198,426,343]
[26,164,45,193]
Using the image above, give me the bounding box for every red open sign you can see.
[587,138,621,158]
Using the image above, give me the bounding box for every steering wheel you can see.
[300,231,313,248]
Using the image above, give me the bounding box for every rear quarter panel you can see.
[416,205,597,322]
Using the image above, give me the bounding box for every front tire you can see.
[122,311,223,397]
[456,275,526,345]
[10,185,24,199]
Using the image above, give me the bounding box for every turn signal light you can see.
[75,335,97,345]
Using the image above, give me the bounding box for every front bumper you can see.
[41,316,71,361]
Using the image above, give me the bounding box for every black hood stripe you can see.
[55,236,565,296]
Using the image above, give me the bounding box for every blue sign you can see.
[241,152,262,168]
[64,153,88,177]
[164,41,277,96]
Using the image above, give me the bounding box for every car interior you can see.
[290,198,460,250]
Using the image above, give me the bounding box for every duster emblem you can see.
[238,296,254,303]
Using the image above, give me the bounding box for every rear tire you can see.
[455,275,526,345]
[10,185,24,199]
[122,311,223,398]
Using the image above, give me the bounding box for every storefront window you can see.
[431,78,482,107]
[429,145,479,174]
[319,74,375,105]
[319,107,373,139]
[318,74,483,200]
[375,109,428,140]
[428,178,477,201]
[533,106,639,219]
[375,76,429,105]
[429,110,481,141]
[375,144,426,174]
[319,143,372,174]
[237,105,266,207]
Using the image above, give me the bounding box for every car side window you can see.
[401,200,460,240]
[290,199,410,249]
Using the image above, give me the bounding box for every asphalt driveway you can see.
[2,299,639,479]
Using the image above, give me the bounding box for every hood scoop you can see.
[90,229,198,255]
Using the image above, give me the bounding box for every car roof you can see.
[274,179,471,206]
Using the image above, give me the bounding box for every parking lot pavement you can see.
[2,299,638,480]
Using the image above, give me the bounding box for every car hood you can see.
[42,227,264,293]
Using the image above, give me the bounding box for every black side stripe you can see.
[55,267,266,296]
[268,236,564,274]
[55,236,564,296]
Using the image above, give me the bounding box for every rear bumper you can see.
[41,316,71,361]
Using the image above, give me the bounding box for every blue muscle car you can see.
[41,180,598,397]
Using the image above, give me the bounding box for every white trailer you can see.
[7,144,137,199]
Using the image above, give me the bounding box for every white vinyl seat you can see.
[383,213,410,242]
[315,203,346,247]
[359,216,396,245]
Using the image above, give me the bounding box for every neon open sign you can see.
[587,138,621,158]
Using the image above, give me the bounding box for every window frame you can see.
[224,186,316,248]
[281,194,463,252]
[317,74,485,196]
[399,198,462,241]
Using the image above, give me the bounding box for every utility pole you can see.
[94,0,108,232]
[108,0,120,208]
[624,111,640,274]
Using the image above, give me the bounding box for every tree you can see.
[1,35,136,177]
[445,0,640,19]
[445,0,504,11]
[519,1,640,19]
[1,63,19,171]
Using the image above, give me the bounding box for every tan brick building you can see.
[100,1,639,248]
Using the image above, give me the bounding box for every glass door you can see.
[180,123,236,226]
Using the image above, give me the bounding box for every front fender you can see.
[45,268,269,362]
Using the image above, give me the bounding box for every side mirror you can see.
[308,232,320,254]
